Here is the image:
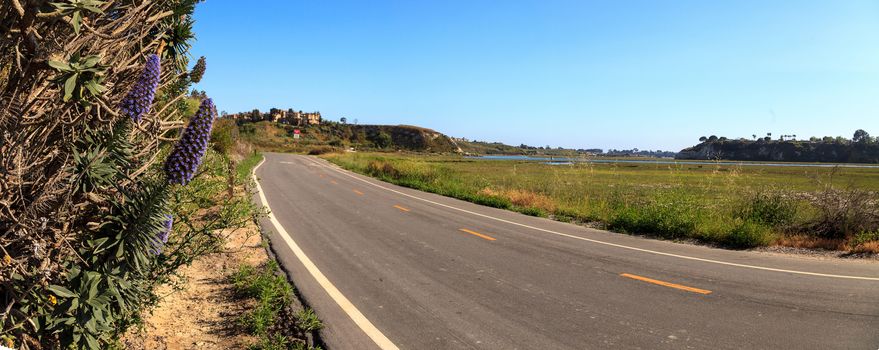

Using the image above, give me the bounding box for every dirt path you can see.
[124,220,267,349]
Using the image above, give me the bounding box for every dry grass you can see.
[477,188,500,197]
[851,241,879,254]
[774,235,848,251]
[479,188,557,213]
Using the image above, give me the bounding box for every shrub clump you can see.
[608,193,699,240]
[367,160,402,179]
[807,186,879,239]
[850,231,879,253]
[737,189,797,228]
[722,220,774,248]
[307,146,339,155]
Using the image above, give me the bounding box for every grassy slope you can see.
[324,152,879,251]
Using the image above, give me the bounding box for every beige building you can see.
[288,110,321,126]
[269,109,286,122]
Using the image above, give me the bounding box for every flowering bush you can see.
[0,1,245,349]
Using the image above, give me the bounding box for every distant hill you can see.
[677,139,879,163]
[236,121,460,153]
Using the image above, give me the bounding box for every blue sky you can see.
[190,0,879,151]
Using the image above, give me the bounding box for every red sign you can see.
[293,129,300,134]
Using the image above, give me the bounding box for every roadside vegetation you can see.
[0,1,240,348]
[325,152,879,254]
[231,262,323,350]
[211,134,326,350]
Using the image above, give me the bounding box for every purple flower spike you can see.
[190,56,206,83]
[151,214,173,255]
[120,54,161,123]
[164,98,216,185]
[158,214,173,243]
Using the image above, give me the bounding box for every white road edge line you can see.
[301,156,879,282]
[253,158,401,350]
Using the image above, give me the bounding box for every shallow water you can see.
[469,155,879,168]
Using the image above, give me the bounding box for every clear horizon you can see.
[191,1,879,152]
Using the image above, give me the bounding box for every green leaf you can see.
[58,299,76,313]
[63,73,78,102]
[81,55,101,67]
[48,285,77,298]
[115,240,124,258]
[92,307,106,324]
[52,2,74,11]
[84,332,99,349]
[72,11,82,35]
[83,313,96,333]
[87,295,110,308]
[106,279,126,311]
[84,80,99,95]
[90,237,109,248]
[85,272,100,302]
[47,60,72,71]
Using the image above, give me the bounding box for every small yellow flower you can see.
[4,337,13,348]
[48,294,57,305]
[2,254,10,265]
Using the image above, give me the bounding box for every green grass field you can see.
[324,152,879,252]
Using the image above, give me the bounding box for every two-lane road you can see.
[254,153,879,349]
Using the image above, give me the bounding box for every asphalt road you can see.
[254,153,879,350]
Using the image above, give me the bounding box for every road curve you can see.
[254,153,879,350]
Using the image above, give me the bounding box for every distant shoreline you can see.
[466,154,879,168]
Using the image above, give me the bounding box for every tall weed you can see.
[737,189,797,228]
[608,191,699,240]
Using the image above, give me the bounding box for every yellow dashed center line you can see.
[353,189,364,195]
[459,228,497,241]
[620,273,712,295]
[393,205,410,212]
